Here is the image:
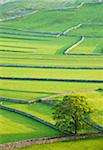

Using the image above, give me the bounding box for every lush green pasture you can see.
[1,102,54,123]
[69,25,103,36]
[0,1,103,147]
[0,36,78,55]
[16,137,103,150]
[0,109,61,144]
[0,10,76,32]
[0,54,103,67]
[0,67,103,80]
[0,3,103,32]
[0,80,102,100]
[1,89,103,126]
[68,38,103,54]
[0,0,75,19]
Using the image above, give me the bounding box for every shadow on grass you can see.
[0,88,57,95]
[0,109,61,144]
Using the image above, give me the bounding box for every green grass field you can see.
[0,67,103,80]
[0,109,61,144]
[0,0,103,148]
[0,3,103,32]
[0,80,103,100]
[1,54,103,67]
[68,25,103,36]
[1,90,103,126]
[1,102,54,123]
[0,36,78,55]
[68,38,103,54]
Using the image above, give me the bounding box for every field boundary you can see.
[35,100,103,132]
[0,10,38,22]
[0,105,72,135]
[0,133,103,150]
[0,97,29,104]
[0,77,103,83]
[1,30,103,40]
[65,53,103,56]
[34,88,99,101]
[47,1,103,11]
[64,36,84,54]
[0,88,99,104]
[0,64,103,70]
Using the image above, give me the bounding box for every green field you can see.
[0,36,78,55]
[1,102,54,123]
[0,80,103,100]
[1,90,103,126]
[0,67,103,80]
[1,54,103,67]
[0,109,61,144]
[0,2,103,32]
[68,25,103,36]
[0,0,103,148]
[68,38,103,54]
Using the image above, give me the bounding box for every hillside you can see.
[0,0,103,150]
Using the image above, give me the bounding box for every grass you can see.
[0,0,79,19]
[0,67,103,80]
[16,137,103,150]
[0,80,102,100]
[0,54,103,67]
[0,36,78,55]
[0,102,54,123]
[68,38,103,54]
[1,89,103,126]
[68,25,103,36]
[0,109,61,144]
[0,3,103,32]
[0,1,103,147]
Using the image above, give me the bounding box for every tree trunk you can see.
[74,127,77,135]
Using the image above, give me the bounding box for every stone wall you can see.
[0,77,103,83]
[0,97,29,104]
[0,133,103,150]
[0,64,103,70]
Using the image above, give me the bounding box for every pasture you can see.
[0,0,103,149]
[0,109,61,144]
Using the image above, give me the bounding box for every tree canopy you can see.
[53,95,92,134]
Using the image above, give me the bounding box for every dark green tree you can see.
[53,95,92,134]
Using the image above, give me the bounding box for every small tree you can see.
[53,95,92,134]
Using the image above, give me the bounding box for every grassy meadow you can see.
[0,0,103,148]
[0,109,61,144]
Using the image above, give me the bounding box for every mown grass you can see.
[16,137,103,150]
[0,36,78,55]
[0,80,102,100]
[0,67,103,80]
[0,1,103,146]
[0,53,103,67]
[0,102,54,123]
[0,109,61,144]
